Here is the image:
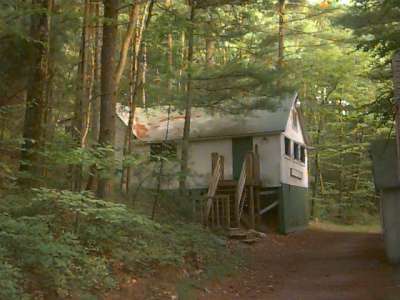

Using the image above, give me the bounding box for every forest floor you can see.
[196,223,400,300]
[107,223,400,300]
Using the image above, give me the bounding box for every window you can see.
[293,142,300,160]
[300,146,306,163]
[150,142,177,161]
[284,137,291,157]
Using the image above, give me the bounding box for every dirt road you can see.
[198,225,400,300]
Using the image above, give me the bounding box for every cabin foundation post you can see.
[249,185,255,229]
[211,201,215,228]
[255,187,261,228]
[235,194,240,227]
[226,195,231,228]
[221,197,226,227]
[216,198,220,227]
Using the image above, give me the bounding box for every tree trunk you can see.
[277,0,285,70]
[392,51,400,176]
[179,1,195,193]
[178,31,186,92]
[166,0,174,91]
[91,2,101,143]
[72,0,92,191]
[19,0,51,185]
[141,42,147,107]
[97,0,119,199]
[115,3,140,88]
[86,1,102,192]
[121,1,154,194]
[206,38,215,67]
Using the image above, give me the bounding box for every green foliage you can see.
[0,188,227,299]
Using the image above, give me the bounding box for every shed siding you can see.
[115,118,128,162]
[253,136,281,187]
[187,139,233,189]
[280,134,308,188]
[280,107,308,188]
[285,108,305,144]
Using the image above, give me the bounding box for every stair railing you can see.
[235,152,251,225]
[205,155,223,222]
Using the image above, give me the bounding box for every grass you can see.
[310,220,382,233]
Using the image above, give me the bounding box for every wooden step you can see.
[226,228,265,245]
[218,180,237,187]
[242,237,259,244]
[227,228,248,240]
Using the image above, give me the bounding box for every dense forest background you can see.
[0,0,399,298]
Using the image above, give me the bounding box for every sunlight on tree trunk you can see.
[393,51,400,177]
[179,1,195,194]
[97,0,119,199]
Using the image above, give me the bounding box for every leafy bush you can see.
[0,188,227,299]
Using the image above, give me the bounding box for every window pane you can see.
[285,137,291,156]
[150,143,163,161]
[300,146,306,163]
[294,143,300,160]
[150,142,177,161]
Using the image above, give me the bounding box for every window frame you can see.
[150,142,177,162]
[284,137,292,158]
[300,145,306,163]
[293,142,300,161]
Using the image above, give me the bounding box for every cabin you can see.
[115,93,309,233]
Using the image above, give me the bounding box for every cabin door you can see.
[232,137,253,180]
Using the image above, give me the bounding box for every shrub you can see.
[0,188,227,298]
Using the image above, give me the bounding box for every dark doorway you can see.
[232,137,253,180]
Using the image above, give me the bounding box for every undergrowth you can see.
[0,188,228,299]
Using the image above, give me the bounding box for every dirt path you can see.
[198,226,400,300]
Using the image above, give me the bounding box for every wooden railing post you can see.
[220,155,224,180]
[205,153,223,225]
[211,152,218,173]
[254,145,261,183]
[255,187,261,228]
[249,185,255,229]
[235,153,248,226]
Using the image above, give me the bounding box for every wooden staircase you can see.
[199,148,262,233]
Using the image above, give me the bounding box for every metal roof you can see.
[116,93,298,143]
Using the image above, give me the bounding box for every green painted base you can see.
[278,184,309,234]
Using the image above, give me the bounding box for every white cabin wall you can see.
[187,139,233,189]
[253,135,281,187]
[285,108,305,144]
[127,144,158,189]
[127,139,233,190]
[281,107,309,188]
[115,118,128,162]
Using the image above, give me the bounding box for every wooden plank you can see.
[246,152,254,184]
[206,155,222,218]
[216,198,220,227]
[249,185,255,229]
[211,152,218,173]
[235,155,247,226]
[255,188,261,227]
[211,202,215,227]
[259,190,278,196]
[254,145,261,182]
[220,155,224,180]
[259,201,278,215]
[221,197,226,227]
[226,195,231,228]
[200,199,205,226]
